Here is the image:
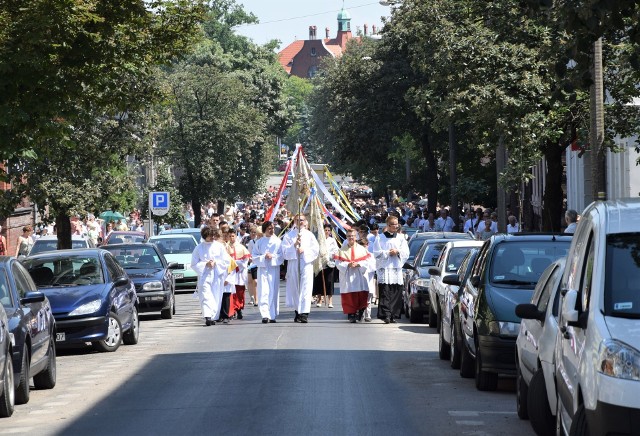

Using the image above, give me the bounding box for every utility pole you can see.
[496,136,507,233]
[590,38,606,202]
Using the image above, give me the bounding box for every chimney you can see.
[309,25,317,40]
[372,25,377,34]
[326,27,330,39]
[364,24,368,36]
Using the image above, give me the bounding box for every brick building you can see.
[0,164,35,256]
[278,7,379,78]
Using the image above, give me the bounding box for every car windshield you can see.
[0,267,12,308]
[103,246,162,269]
[150,238,196,255]
[419,243,446,267]
[408,239,426,262]
[29,239,87,255]
[23,255,104,287]
[490,241,570,287]
[605,233,640,318]
[107,234,145,244]
[445,247,475,272]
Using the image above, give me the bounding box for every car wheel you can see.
[438,318,450,360]
[516,360,529,419]
[404,299,410,319]
[450,318,461,369]
[409,306,422,323]
[0,352,14,417]
[459,337,475,378]
[528,369,554,435]
[123,307,140,345]
[33,339,56,389]
[161,296,173,320]
[428,304,437,328]
[172,292,176,315]
[568,404,588,436]
[435,305,441,333]
[93,313,122,352]
[15,345,30,405]
[475,347,498,391]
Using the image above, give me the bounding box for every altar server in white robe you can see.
[251,221,283,323]
[335,228,371,323]
[373,215,410,323]
[191,227,231,326]
[282,214,319,323]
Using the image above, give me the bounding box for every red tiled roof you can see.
[278,40,304,74]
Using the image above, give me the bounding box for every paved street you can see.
[2,286,535,436]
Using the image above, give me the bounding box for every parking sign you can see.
[149,192,170,216]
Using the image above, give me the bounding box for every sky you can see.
[233,1,391,47]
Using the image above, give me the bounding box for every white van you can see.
[555,198,640,435]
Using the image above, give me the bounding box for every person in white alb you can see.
[282,214,319,324]
[435,209,456,232]
[251,221,283,323]
[506,215,520,233]
[374,216,410,323]
[191,227,231,326]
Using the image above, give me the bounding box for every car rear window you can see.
[29,239,87,255]
[24,255,104,287]
[420,243,446,267]
[605,233,640,318]
[490,241,570,287]
[150,238,196,255]
[446,247,475,272]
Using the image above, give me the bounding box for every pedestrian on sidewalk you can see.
[191,227,231,326]
[251,221,283,323]
[335,229,371,323]
[282,214,319,323]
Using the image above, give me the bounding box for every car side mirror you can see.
[442,274,460,286]
[470,275,480,287]
[167,262,179,269]
[515,303,545,322]
[428,266,441,276]
[402,262,416,271]
[20,291,45,305]
[114,277,130,287]
[562,289,579,323]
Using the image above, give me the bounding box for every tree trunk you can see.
[449,123,459,230]
[542,140,565,232]
[193,199,202,228]
[217,200,225,218]
[421,127,439,215]
[56,213,72,250]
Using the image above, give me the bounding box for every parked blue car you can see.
[22,249,139,352]
[0,256,56,407]
[0,304,13,417]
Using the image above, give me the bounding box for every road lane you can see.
[1,288,535,436]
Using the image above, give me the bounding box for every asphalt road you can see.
[2,287,536,436]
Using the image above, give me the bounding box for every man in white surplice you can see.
[251,221,283,323]
[282,214,319,323]
[191,227,231,326]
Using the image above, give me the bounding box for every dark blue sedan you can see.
[0,304,13,417]
[101,243,177,319]
[23,249,139,353]
[0,256,56,407]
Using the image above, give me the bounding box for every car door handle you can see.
[560,326,570,339]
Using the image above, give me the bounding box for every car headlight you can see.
[598,339,640,381]
[143,281,164,291]
[69,299,102,316]
[488,321,520,337]
[414,278,430,289]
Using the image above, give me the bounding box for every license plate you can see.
[56,332,65,342]
[173,273,184,279]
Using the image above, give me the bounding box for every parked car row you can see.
[419,199,640,436]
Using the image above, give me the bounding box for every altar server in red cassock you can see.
[227,229,251,320]
[335,228,371,323]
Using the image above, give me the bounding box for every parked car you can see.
[459,233,571,391]
[515,257,565,435]
[0,304,13,417]
[402,233,471,323]
[441,248,481,373]
[101,243,177,319]
[159,227,202,243]
[428,240,484,358]
[23,249,139,352]
[555,199,640,436]
[1,256,57,406]
[28,235,95,256]
[103,231,147,245]
[147,235,198,292]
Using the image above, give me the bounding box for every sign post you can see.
[149,192,170,236]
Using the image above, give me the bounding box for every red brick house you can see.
[0,164,35,256]
[278,7,379,78]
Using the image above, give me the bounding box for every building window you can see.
[308,65,318,78]
[311,47,317,57]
